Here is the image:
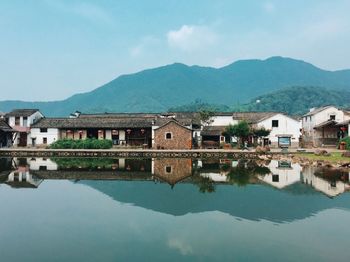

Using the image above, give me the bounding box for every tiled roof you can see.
[0,120,14,132]
[5,109,40,117]
[303,106,335,117]
[231,112,278,123]
[201,126,226,136]
[31,117,154,129]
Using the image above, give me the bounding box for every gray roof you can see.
[313,120,337,129]
[303,106,335,117]
[31,117,154,129]
[201,126,226,136]
[0,120,14,132]
[231,112,278,123]
[79,113,158,118]
[6,109,40,117]
[154,119,192,131]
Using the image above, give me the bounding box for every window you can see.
[15,117,20,126]
[330,115,336,120]
[43,137,47,144]
[39,166,47,171]
[165,166,172,174]
[165,132,172,140]
[23,117,28,126]
[40,128,48,133]
[272,120,279,127]
[272,174,279,182]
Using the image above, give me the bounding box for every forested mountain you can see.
[1,56,350,116]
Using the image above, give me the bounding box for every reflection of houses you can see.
[198,160,231,182]
[258,160,302,189]
[5,109,44,147]
[5,166,43,188]
[152,158,193,186]
[0,120,15,148]
[302,166,350,197]
[302,106,350,147]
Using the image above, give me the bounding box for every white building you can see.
[5,109,44,147]
[302,106,350,147]
[256,113,301,148]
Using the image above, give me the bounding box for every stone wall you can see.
[154,121,192,149]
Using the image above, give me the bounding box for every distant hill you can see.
[1,56,350,116]
[239,86,350,115]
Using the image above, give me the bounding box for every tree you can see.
[252,127,271,146]
[199,109,215,126]
[223,121,250,147]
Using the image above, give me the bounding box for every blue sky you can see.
[1,0,349,101]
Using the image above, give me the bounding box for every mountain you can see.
[1,56,350,116]
[239,86,350,115]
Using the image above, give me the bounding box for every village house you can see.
[201,112,301,148]
[31,116,154,147]
[5,109,44,147]
[302,106,350,147]
[153,119,193,149]
[0,120,15,148]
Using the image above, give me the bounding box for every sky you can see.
[0,0,349,101]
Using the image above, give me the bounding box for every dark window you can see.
[330,115,336,120]
[165,166,172,173]
[15,117,20,126]
[272,174,279,182]
[272,120,279,127]
[40,128,48,133]
[23,117,28,126]
[43,137,47,144]
[165,133,172,139]
[39,166,47,171]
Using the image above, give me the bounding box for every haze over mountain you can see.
[1,56,350,116]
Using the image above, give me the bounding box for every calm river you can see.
[0,157,350,261]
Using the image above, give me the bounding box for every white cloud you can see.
[167,25,218,51]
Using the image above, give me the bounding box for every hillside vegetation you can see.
[1,57,350,116]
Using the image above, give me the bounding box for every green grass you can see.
[296,152,350,163]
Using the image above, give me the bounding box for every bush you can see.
[339,137,350,150]
[50,138,113,149]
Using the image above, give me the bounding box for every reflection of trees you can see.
[227,160,271,187]
[52,158,116,170]
[314,167,349,183]
[197,176,216,193]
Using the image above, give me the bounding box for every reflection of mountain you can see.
[79,180,350,223]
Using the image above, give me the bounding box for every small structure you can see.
[153,120,192,149]
[5,109,44,147]
[302,106,350,147]
[0,120,15,148]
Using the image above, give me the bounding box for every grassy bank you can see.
[295,152,349,163]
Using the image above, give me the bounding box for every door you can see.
[18,133,27,147]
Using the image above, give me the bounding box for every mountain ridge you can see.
[1,56,350,116]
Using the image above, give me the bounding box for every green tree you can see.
[199,110,215,126]
[252,127,271,146]
[223,121,250,147]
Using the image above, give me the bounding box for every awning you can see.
[313,120,337,129]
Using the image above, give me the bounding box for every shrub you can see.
[50,138,113,149]
[339,137,350,150]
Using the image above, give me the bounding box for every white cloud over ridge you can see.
[167,25,218,51]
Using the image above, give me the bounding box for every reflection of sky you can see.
[1,180,350,261]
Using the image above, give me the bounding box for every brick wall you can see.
[154,121,192,149]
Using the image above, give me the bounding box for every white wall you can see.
[257,114,301,147]
[209,115,238,126]
[30,128,59,146]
